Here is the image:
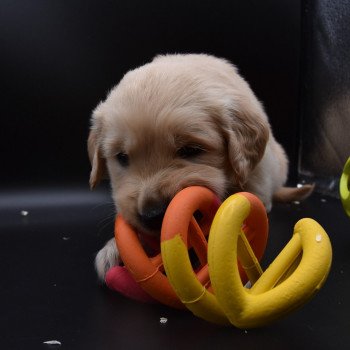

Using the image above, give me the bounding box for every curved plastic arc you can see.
[115,215,184,309]
[161,191,268,325]
[208,196,333,329]
[340,157,350,217]
[105,265,156,303]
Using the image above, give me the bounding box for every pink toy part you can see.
[105,265,156,303]
[105,224,161,303]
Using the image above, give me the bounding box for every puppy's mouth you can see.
[137,202,169,235]
[137,205,204,238]
[137,207,206,272]
[135,185,219,235]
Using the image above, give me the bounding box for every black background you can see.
[1,0,301,188]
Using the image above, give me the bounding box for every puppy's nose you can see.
[138,202,168,231]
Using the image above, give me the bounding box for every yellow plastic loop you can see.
[161,234,229,325]
[208,197,332,329]
[340,157,350,217]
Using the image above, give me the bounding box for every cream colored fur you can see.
[89,54,311,281]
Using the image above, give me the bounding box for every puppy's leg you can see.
[95,238,120,282]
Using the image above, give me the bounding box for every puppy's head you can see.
[88,54,269,234]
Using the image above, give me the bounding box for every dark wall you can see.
[1,0,301,189]
[299,0,350,194]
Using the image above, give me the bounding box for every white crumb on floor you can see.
[160,317,168,324]
[20,210,29,216]
[43,340,61,345]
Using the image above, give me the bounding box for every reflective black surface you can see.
[0,187,349,349]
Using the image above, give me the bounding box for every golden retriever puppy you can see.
[88,54,312,281]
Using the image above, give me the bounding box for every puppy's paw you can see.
[264,200,272,213]
[95,238,120,282]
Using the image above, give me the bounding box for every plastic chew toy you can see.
[107,186,332,328]
[161,190,268,325]
[340,157,350,217]
[106,222,162,303]
[105,264,156,304]
[208,194,333,328]
[110,186,267,310]
[111,186,223,308]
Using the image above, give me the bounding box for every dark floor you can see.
[0,185,349,350]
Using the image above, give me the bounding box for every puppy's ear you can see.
[88,107,107,189]
[224,101,270,188]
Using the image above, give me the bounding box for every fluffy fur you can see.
[89,54,312,281]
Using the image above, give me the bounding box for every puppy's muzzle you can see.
[138,202,168,231]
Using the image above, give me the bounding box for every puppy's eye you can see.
[177,145,204,159]
[116,152,129,167]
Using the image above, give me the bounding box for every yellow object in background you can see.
[340,157,350,217]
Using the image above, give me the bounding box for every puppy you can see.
[88,54,312,281]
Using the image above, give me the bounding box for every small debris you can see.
[20,210,29,216]
[293,201,300,205]
[244,281,252,289]
[160,317,168,324]
[315,234,322,242]
[43,340,61,346]
[297,183,303,188]
[244,330,248,334]
[62,237,71,241]
[321,198,327,203]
